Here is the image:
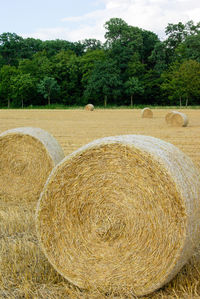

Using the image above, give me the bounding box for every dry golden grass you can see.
[1,108,200,298]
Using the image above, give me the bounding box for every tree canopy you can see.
[0,18,199,108]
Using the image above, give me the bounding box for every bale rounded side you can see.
[85,104,94,111]
[0,127,65,202]
[165,111,176,124]
[170,112,189,127]
[165,111,188,127]
[36,135,200,297]
[141,107,153,118]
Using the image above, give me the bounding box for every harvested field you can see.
[1,108,200,299]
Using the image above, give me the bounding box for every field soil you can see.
[1,108,200,298]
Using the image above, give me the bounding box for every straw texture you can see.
[165,111,189,127]
[85,104,94,111]
[141,107,153,118]
[0,127,64,202]
[165,111,176,124]
[36,135,200,297]
[170,111,188,127]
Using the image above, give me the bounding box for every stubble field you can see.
[0,108,200,299]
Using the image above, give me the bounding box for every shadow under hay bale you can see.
[85,104,94,111]
[0,127,64,202]
[36,135,200,297]
[141,107,153,118]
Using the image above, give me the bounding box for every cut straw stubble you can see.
[36,135,200,297]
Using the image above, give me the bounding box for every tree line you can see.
[0,18,200,108]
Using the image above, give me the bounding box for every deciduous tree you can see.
[84,59,122,107]
[11,73,36,108]
[125,77,144,107]
[0,65,17,107]
[37,76,60,106]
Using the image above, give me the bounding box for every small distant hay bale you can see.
[165,111,176,124]
[36,135,200,297]
[85,104,94,111]
[165,111,188,127]
[0,127,64,202]
[141,107,153,118]
[170,111,189,127]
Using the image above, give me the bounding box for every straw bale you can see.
[0,127,64,202]
[170,111,188,127]
[85,104,94,111]
[36,135,200,297]
[165,111,188,127]
[165,111,176,124]
[141,107,153,118]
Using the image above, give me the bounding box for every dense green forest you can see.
[0,18,199,108]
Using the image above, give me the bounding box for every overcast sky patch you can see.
[1,0,199,41]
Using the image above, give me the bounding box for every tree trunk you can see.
[48,95,50,107]
[8,98,10,109]
[130,95,133,107]
[185,97,188,107]
[104,95,107,107]
[179,96,182,107]
[21,98,23,109]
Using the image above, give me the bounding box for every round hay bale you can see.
[85,104,94,111]
[165,111,188,127]
[169,111,189,127]
[165,111,176,124]
[36,135,200,297]
[0,127,64,202]
[141,107,153,118]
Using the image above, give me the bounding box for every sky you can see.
[0,0,199,42]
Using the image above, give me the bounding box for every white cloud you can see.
[21,27,72,41]
[22,0,200,42]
